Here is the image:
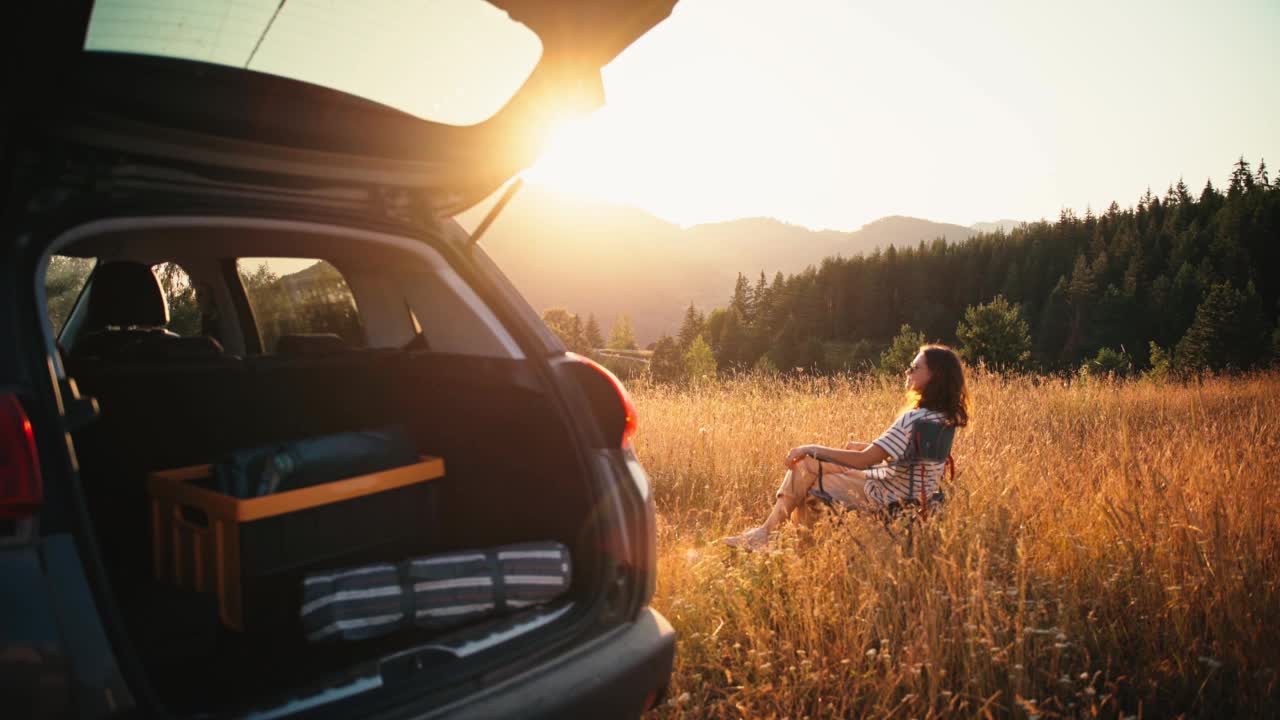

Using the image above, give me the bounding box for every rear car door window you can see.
[236,258,366,353]
[44,255,96,333]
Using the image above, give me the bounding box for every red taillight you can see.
[567,353,638,449]
[641,688,659,712]
[0,394,43,519]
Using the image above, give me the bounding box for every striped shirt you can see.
[863,408,949,506]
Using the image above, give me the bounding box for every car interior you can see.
[45,218,607,713]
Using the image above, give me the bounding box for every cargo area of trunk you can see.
[66,349,603,715]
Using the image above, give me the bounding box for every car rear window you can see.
[82,0,543,127]
[237,258,366,353]
[80,0,540,126]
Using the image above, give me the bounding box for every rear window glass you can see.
[83,0,543,126]
[45,255,96,333]
[237,258,365,353]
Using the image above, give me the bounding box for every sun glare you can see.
[522,106,770,228]
[522,114,621,202]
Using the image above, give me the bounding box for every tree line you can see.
[619,156,1278,382]
[537,158,1276,381]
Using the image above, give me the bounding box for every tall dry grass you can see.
[633,372,1280,718]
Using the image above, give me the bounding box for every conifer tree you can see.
[730,273,752,322]
[752,272,769,324]
[1174,282,1267,371]
[584,314,604,350]
[1175,178,1192,205]
[676,303,705,351]
[1229,156,1254,195]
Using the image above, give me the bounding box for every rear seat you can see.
[244,349,403,441]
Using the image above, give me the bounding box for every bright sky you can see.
[85,0,1278,233]
[526,0,1280,230]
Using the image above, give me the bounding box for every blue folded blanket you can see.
[211,427,418,499]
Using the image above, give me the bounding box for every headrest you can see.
[274,333,347,355]
[83,262,169,330]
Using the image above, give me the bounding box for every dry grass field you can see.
[632,372,1280,719]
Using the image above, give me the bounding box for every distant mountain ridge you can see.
[970,219,1027,234]
[459,187,993,345]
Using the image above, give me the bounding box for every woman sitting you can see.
[723,344,971,550]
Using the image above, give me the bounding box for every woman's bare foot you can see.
[722,526,771,550]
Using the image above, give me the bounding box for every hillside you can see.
[458,186,977,344]
[970,218,1026,234]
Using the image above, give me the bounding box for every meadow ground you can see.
[632,372,1280,719]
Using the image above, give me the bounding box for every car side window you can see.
[236,258,366,353]
[152,262,203,337]
[45,255,96,333]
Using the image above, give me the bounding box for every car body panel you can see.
[0,534,136,717]
[406,608,675,720]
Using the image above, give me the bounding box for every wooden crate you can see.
[148,456,445,630]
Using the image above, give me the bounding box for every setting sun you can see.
[522,114,631,205]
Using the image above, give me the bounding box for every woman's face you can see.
[905,351,932,393]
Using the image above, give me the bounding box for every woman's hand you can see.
[785,445,812,467]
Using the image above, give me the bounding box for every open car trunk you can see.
[54,221,609,716]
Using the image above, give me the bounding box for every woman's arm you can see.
[786,442,888,469]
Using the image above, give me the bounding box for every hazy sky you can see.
[526,0,1280,230]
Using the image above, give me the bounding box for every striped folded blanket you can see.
[300,542,572,643]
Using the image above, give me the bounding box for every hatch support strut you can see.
[467,178,525,247]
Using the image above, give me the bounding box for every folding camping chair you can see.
[806,420,957,549]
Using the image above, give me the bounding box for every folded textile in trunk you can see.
[212,426,418,498]
[300,541,572,643]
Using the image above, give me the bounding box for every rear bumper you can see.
[421,608,675,720]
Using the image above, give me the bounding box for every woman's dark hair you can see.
[913,344,970,428]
